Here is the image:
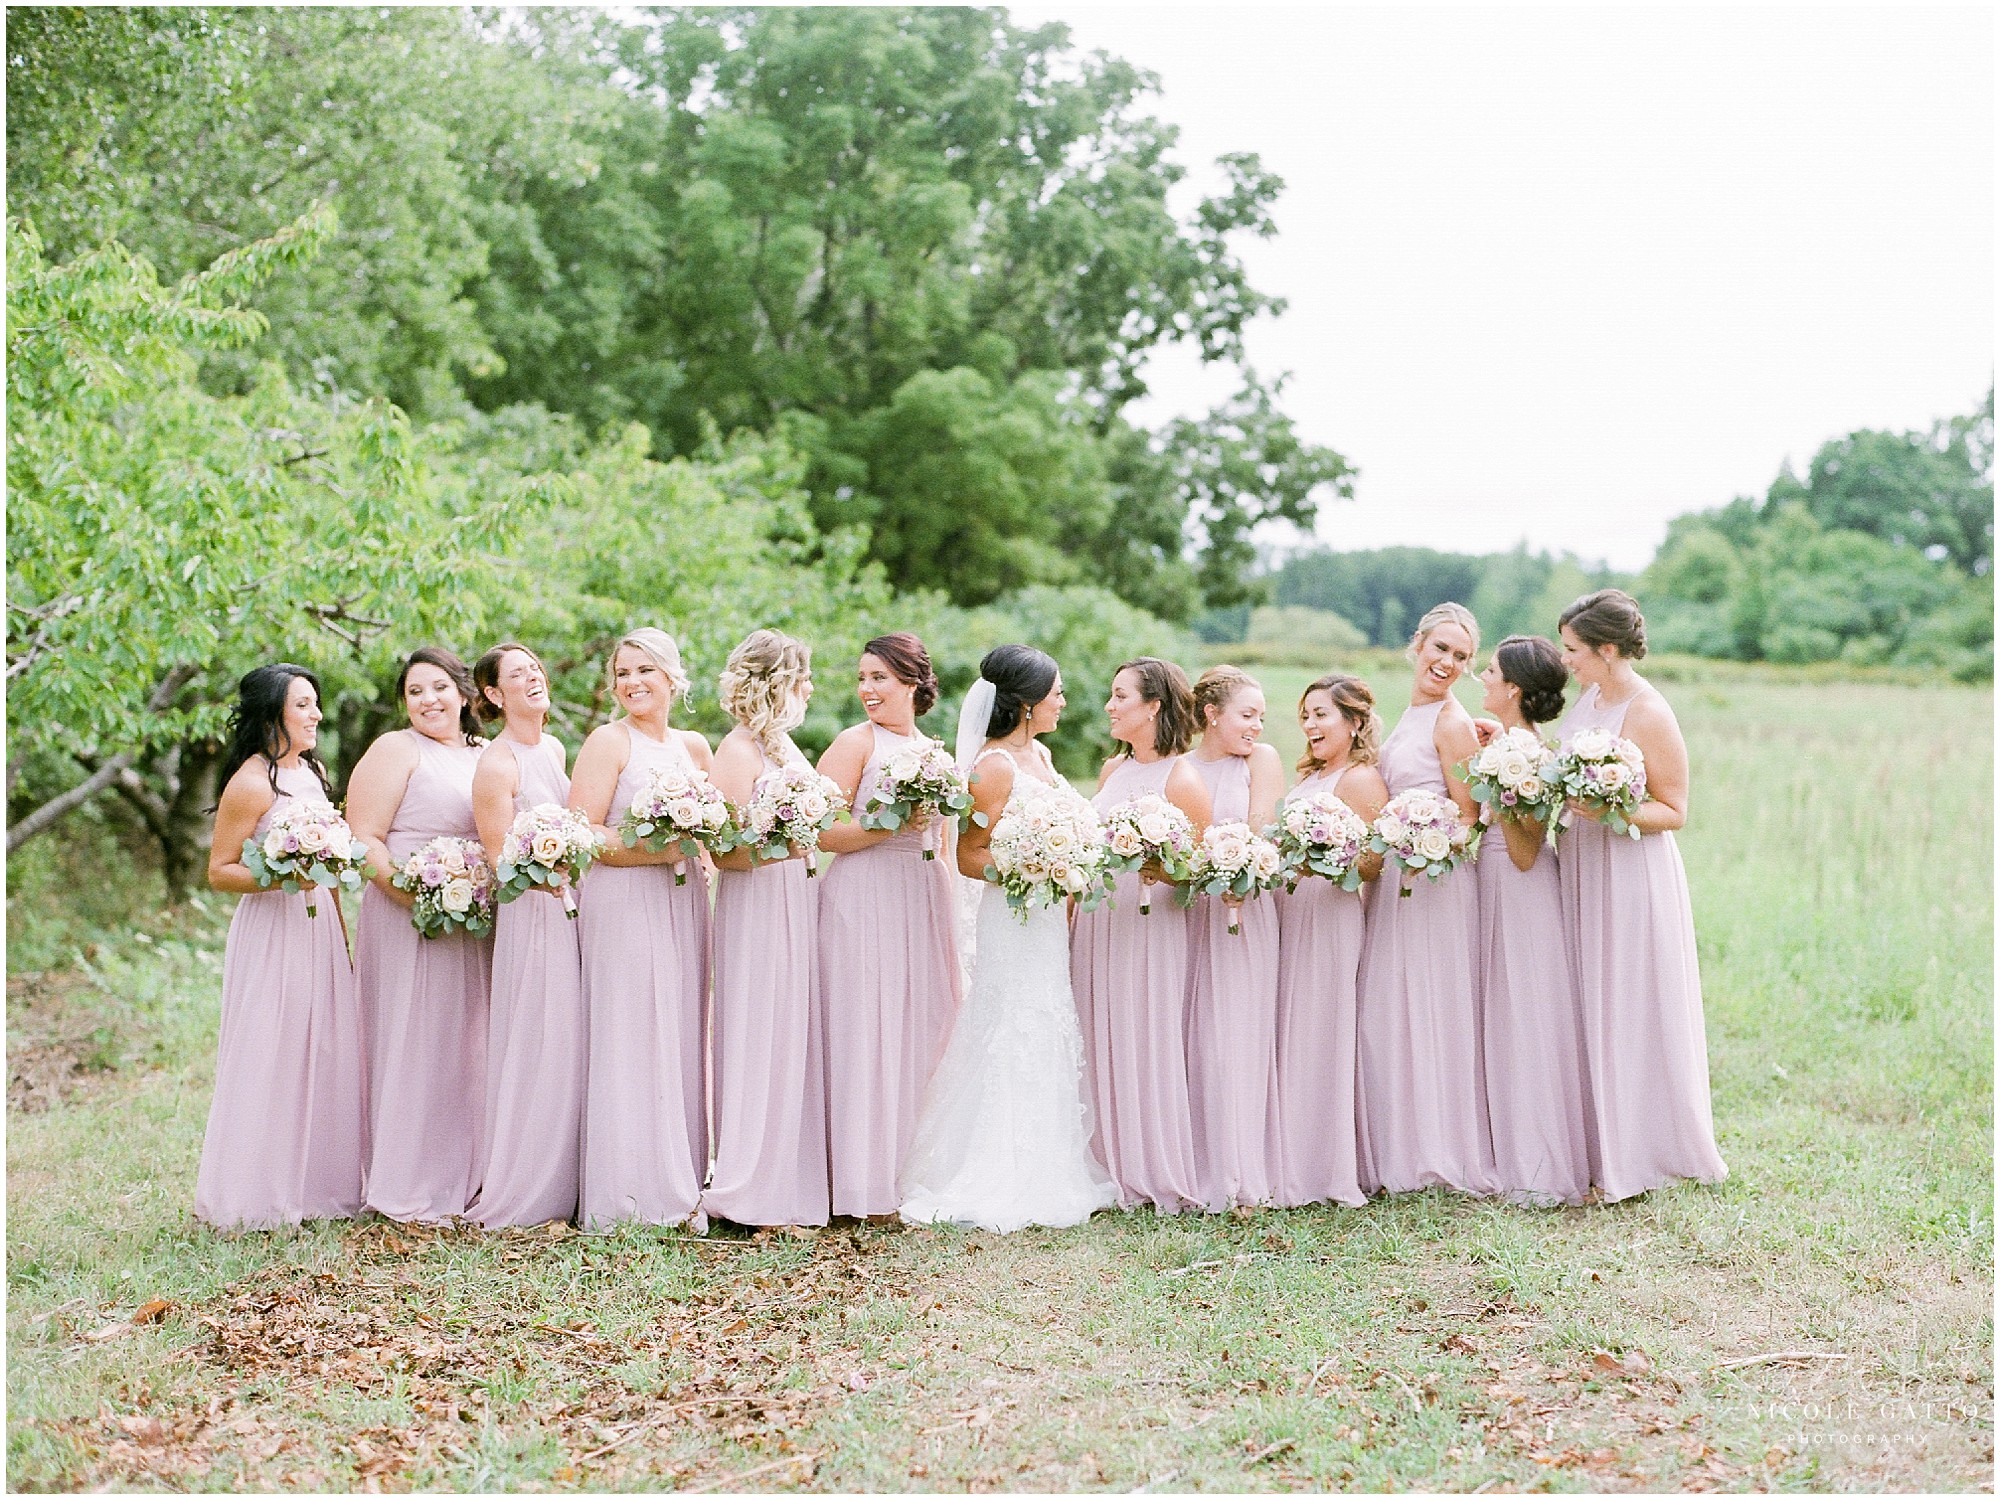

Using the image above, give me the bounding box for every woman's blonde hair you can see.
[1295,673,1382,776]
[606,628,691,711]
[1407,600,1481,662]
[717,629,812,760]
[1192,664,1260,729]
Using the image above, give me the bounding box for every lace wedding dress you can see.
[898,755,1118,1232]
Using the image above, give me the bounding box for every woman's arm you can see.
[817,723,896,855]
[570,723,676,868]
[1434,707,1483,824]
[1336,765,1392,883]
[207,763,279,895]
[472,742,520,870]
[345,732,422,905]
[1619,691,1689,834]
[955,752,1014,881]
[1498,811,1549,872]
[709,730,772,871]
[1245,743,1285,832]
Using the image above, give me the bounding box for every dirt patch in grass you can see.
[6,971,121,1114]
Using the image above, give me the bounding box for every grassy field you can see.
[6,667,1992,1492]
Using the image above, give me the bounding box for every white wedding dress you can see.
[898,752,1118,1232]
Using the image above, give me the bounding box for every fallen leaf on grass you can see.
[132,1299,175,1325]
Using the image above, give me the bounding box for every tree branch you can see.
[3,665,199,852]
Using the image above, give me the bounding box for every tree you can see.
[5,209,557,881]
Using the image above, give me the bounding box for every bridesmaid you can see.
[703,629,830,1232]
[1070,657,1212,1214]
[1474,636,1591,1206]
[569,629,714,1232]
[1183,665,1285,1211]
[468,643,584,1228]
[347,647,491,1222]
[1272,673,1389,1209]
[1354,602,1497,1196]
[1555,589,1727,1200]
[195,664,366,1228]
[816,633,963,1221]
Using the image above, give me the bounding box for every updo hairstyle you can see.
[608,627,691,706]
[1115,657,1198,758]
[717,629,812,760]
[1559,588,1648,660]
[1407,600,1481,661]
[471,642,547,726]
[977,643,1058,738]
[1192,664,1260,729]
[863,632,940,716]
[1492,635,1567,726]
[396,646,483,745]
[1295,672,1382,777]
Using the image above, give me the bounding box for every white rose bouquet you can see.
[1100,793,1198,915]
[242,802,371,919]
[1186,821,1285,934]
[618,766,740,885]
[1556,728,1648,839]
[1271,789,1371,894]
[1368,789,1480,896]
[497,802,604,919]
[856,739,972,860]
[1460,726,1565,827]
[740,763,846,876]
[984,783,1110,920]
[391,836,497,938]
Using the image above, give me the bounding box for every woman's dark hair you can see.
[1559,588,1648,660]
[216,663,332,802]
[396,646,482,745]
[471,642,547,725]
[1493,635,1567,726]
[863,632,940,717]
[1113,657,1198,758]
[979,644,1059,738]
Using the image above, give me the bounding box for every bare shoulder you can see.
[354,727,421,777]
[676,727,713,760]
[1248,742,1285,773]
[1095,754,1123,790]
[1349,764,1391,799]
[580,719,630,759]
[830,721,876,752]
[475,737,520,781]
[219,757,279,812]
[1625,682,1681,733]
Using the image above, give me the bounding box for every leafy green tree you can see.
[5,209,556,883]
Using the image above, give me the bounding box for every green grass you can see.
[7,672,1992,1491]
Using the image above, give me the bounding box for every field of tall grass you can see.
[6,665,1991,1491]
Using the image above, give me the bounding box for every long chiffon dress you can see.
[472,734,586,1227]
[1557,684,1727,1201]
[1271,765,1368,1208]
[1475,804,1590,1205]
[356,729,492,1222]
[703,743,830,1228]
[1354,699,1496,1196]
[194,761,368,1228]
[578,724,711,1231]
[819,724,962,1217]
[1182,752,1280,1210]
[1069,754,1203,1214]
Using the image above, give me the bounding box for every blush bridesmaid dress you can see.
[1182,751,1280,1210]
[356,729,492,1222]
[1557,684,1726,1201]
[194,761,368,1229]
[817,724,962,1218]
[1069,754,1203,1214]
[1270,765,1368,1209]
[1353,700,1496,1197]
[578,724,712,1231]
[472,734,587,1227]
[703,744,830,1229]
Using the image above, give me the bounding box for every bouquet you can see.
[984,784,1110,920]
[739,763,846,875]
[618,766,739,884]
[1271,789,1371,893]
[391,836,497,938]
[1187,821,1285,933]
[242,802,370,918]
[1461,726,1564,827]
[497,803,603,919]
[1556,728,1647,839]
[856,739,973,859]
[1100,793,1199,914]
[1368,789,1480,896]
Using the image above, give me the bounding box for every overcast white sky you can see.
[1004,3,1994,569]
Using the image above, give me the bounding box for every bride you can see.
[898,645,1119,1232]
